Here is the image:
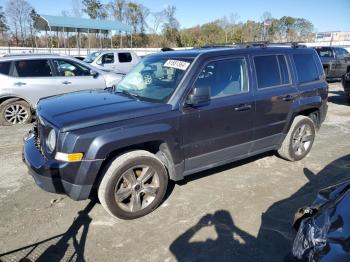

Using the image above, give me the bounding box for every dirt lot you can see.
[0,82,349,262]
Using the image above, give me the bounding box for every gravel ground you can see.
[0,82,349,262]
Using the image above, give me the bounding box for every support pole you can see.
[88,29,90,53]
[120,31,122,48]
[63,27,66,54]
[131,32,133,48]
[110,30,113,48]
[49,27,52,53]
[99,30,102,48]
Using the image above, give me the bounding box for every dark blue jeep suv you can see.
[23,45,328,219]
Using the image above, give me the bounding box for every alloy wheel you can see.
[4,104,29,125]
[115,165,160,213]
[292,124,313,156]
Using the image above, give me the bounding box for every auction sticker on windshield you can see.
[164,60,190,71]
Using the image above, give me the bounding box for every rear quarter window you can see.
[0,61,11,76]
[293,54,319,83]
[118,52,132,63]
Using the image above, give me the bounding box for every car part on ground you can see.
[23,46,328,219]
[292,180,350,261]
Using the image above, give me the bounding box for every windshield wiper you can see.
[115,89,140,100]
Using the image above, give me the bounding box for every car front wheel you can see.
[98,150,168,219]
[278,116,316,161]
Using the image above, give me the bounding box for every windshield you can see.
[84,52,101,63]
[115,57,193,103]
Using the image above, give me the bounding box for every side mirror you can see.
[186,85,210,106]
[90,70,99,78]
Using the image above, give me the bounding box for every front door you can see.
[181,56,255,173]
[51,59,106,93]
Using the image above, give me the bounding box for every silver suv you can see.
[0,54,123,125]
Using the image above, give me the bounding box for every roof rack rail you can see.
[236,41,307,49]
[199,44,236,49]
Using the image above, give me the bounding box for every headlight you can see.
[47,129,56,152]
[292,211,330,260]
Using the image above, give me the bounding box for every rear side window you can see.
[254,55,290,89]
[0,61,11,75]
[118,52,132,63]
[293,54,319,83]
[14,60,52,77]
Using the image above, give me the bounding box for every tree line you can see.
[0,0,316,48]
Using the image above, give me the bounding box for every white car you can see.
[0,54,123,125]
[84,50,140,74]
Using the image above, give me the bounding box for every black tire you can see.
[0,98,32,126]
[98,150,168,219]
[278,116,316,162]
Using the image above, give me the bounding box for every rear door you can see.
[51,59,106,92]
[251,54,298,152]
[334,48,348,77]
[8,59,63,106]
[116,52,134,74]
[181,56,255,173]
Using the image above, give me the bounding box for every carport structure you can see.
[34,14,133,54]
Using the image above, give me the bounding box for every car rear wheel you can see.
[278,116,315,161]
[98,150,168,219]
[0,98,32,126]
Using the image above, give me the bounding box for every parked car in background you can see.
[0,54,123,125]
[314,46,350,80]
[84,50,140,74]
[23,44,328,220]
[342,72,350,102]
[292,180,350,261]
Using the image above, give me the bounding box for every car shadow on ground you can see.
[0,199,96,262]
[328,90,349,106]
[170,154,350,262]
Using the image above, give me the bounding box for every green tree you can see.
[125,2,141,33]
[82,0,103,19]
[0,6,9,39]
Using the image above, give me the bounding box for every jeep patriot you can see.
[23,45,328,219]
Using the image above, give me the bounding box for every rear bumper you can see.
[23,131,103,200]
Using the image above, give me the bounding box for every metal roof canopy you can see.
[35,14,132,33]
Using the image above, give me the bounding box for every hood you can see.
[37,90,171,132]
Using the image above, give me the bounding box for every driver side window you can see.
[194,58,249,99]
[52,59,91,77]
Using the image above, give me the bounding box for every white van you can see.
[84,50,140,74]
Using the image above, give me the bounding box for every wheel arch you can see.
[92,139,177,189]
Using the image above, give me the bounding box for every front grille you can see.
[33,119,44,155]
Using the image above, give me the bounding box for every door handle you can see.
[62,81,72,85]
[280,95,294,101]
[234,104,252,112]
[14,82,26,86]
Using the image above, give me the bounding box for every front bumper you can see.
[23,132,103,200]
